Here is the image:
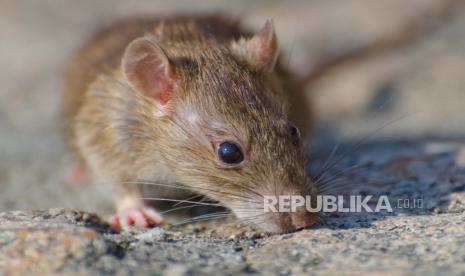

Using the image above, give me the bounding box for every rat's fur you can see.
[63,14,316,233]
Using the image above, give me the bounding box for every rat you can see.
[63,14,317,234]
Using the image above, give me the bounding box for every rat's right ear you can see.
[122,37,177,115]
[231,19,278,73]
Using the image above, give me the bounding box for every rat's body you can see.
[63,15,316,233]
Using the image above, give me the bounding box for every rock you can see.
[0,209,122,275]
[0,209,251,275]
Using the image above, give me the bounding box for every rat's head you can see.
[122,20,318,233]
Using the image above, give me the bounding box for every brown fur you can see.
[63,14,316,233]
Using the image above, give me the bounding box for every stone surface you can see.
[1,0,465,214]
[1,0,465,275]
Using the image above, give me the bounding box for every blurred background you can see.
[1,0,464,214]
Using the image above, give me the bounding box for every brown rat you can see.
[63,14,316,233]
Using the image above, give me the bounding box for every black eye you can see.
[289,124,300,146]
[218,141,244,165]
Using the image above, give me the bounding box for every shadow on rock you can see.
[307,133,465,230]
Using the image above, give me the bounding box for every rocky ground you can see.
[1,0,465,275]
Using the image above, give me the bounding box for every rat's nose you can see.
[289,208,318,230]
[270,208,318,233]
[260,185,319,233]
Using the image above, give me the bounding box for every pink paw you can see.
[108,206,163,231]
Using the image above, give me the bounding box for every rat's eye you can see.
[289,124,300,146]
[218,141,244,165]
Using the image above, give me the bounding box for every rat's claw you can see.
[143,207,164,224]
[128,209,148,228]
[108,214,121,230]
[108,206,163,231]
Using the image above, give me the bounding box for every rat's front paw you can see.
[108,206,163,231]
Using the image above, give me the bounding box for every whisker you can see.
[311,83,395,181]
[317,143,340,179]
[172,194,204,207]
[172,211,232,226]
[313,113,414,185]
[141,197,222,206]
[160,203,204,215]
[318,181,353,195]
[219,212,272,229]
[118,180,262,203]
[315,162,366,188]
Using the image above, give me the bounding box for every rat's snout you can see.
[289,207,319,230]
[271,204,318,233]
[260,186,319,233]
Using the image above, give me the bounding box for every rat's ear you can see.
[231,19,278,73]
[122,37,177,113]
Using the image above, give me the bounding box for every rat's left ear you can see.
[231,19,278,73]
[122,37,177,115]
